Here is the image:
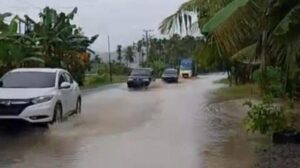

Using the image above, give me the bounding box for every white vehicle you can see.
[0,68,81,125]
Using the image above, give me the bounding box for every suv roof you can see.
[164,68,177,71]
[10,68,64,73]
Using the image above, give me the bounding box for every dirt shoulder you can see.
[210,81,300,168]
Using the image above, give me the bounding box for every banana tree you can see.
[0,14,42,75]
[25,7,98,84]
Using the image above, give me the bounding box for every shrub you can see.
[111,62,130,75]
[84,74,109,86]
[244,96,295,135]
[253,66,283,97]
[148,60,165,76]
[93,62,130,76]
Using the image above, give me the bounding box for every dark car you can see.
[127,68,153,88]
[162,68,178,83]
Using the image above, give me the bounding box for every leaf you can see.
[202,0,250,34]
[0,12,12,18]
[21,57,45,63]
[89,35,99,43]
[8,16,18,34]
[231,43,257,64]
[159,0,230,34]
[67,7,78,19]
[273,5,300,36]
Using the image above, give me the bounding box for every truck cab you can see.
[179,58,195,78]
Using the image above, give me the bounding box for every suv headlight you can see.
[128,78,134,81]
[32,95,54,104]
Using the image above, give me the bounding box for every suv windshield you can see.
[164,69,177,75]
[1,72,56,88]
[130,69,150,76]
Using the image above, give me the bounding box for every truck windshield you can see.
[1,72,56,88]
[180,59,192,70]
[180,65,192,70]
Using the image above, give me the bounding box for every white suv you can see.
[0,68,81,125]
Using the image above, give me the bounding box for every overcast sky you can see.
[1,0,187,52]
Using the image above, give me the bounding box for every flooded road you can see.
[0,74,258,168]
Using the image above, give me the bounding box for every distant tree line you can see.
[115,34,203,76]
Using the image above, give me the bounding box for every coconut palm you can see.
[136,40,144,65]
[124,46,135,67]
[116,45,122,63]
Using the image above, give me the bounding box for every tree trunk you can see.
[259,30,269,94]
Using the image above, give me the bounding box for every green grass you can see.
[214,83,261,102]
[81,74,127,90]
[112,75,128,83]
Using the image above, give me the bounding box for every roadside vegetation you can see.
[0,7,126,89]
[214,83,260,102]
[120,34,204,76]
[0,8,98,86]
[82,74,127,90]
[160,0,300,142]
[213,78,229,84]
[84,57,129,89]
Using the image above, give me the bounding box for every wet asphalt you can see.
[0,73,257,168]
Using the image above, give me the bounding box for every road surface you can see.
[0,74,255,168]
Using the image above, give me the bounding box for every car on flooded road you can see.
[127,68,153,89]
[0,68,81,126]
[162,68,178,83]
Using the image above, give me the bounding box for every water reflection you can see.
[0,122,78,168]
[201,101,268,168]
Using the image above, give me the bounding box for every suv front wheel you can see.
[52,103,63,123]
[75,98,81,114]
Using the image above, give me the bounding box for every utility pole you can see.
[143,29,153,64]
[107,35,113,83]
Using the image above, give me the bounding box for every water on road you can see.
[0,74,257,168]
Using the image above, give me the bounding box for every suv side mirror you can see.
[0,81,3,87]
[60,82,71,89]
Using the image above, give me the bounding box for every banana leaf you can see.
[21,57,45,63]
[231,43,260,65]
[273,4,300,36]
[202,0,250,34]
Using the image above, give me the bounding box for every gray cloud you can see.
[0,0,186,52]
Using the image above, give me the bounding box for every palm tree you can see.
[124,46,135,67]
[136,40,144,66]
[116,45,122,63]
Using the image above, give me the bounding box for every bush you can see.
[84,74,109,86]
[92,62,130,76]
[244,96,295,135]
[111,62,130,75]
[148,60,165,76]
[253,66,283,97]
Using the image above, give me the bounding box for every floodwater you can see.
[0,73,260,168]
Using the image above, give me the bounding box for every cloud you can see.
[0,0,187,52]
